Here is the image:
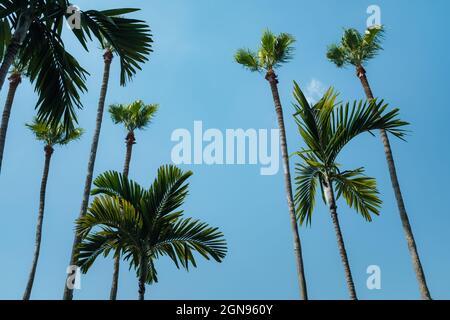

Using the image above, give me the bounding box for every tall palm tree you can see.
[107,100,158,300]
[234,30,308,299]
[0,59,25,173]
[76,165,227,300]
[292,82,408,299]
[64,21,153,299]
[109,100,158,178]
[326,26,432,300]
[1,2,154,130]
[23,118,83,300]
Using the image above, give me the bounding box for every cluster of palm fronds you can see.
[0,1,227,301]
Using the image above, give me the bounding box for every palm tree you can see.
[326,26,432,300]
[292,82,408,299]
[0,59,25,173]
[64,27,153,299]
[76,165,227,300]
[234,30,308,299]
[23,118,83,300]
[109,100,158,177]
[1,2,153,130]
[107,100,158,300]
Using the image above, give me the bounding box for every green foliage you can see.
[26,117,83,147]
[326,26,384,68]
[109,100,158,132]
[77,165,227,284]
[0,1,153,131]
[235,29,295,72]
[292,81,407,225]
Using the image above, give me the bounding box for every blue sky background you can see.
[0,0,449,300]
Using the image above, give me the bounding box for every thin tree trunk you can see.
[356,65,432,300]
[63,49,113,300]
[23,145,54,300]
[138,255,147,301]
[109,131,135,300]
[266,69,308,300]
[0,9,32,92]
[323,178,357,300]
[0,72,21,173]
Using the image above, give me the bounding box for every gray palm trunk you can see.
[356,65,432,300]
[109,130,135,300]
[23,145,54,300]
[266,69,308,300]
[323,177,357,300]
[63,50,113,300]
[0,72,21,174]
[0,9,32,92]
[138,254,147,300]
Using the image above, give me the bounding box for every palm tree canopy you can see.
[292,81,407,225]
[109,100,158,132]
[77,165,227,284]
[0,1,153,130]
[326,26,384,68]
[26,117,83,147]
[235,30,295,72]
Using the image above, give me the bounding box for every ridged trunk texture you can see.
[323,178,357,300]
[356,65,431,300]
[266,69,308,300]
[109,131,135,300]
[0,73,21,173]
[23,145,54,300]
[0,10,32,92]
[63,50,113,300]
[138,255,147,301]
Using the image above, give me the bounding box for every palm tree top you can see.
[26,118,84,147]
[77,165,227,283]
[235,29,295,73]
[326,25,384,68]
[292,81,407,224]
[109,100,159,132]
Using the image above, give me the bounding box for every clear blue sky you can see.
[0,0,449,300]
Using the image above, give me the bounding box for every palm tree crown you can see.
[109,100,158,132]
[326,26,384,68]
[26,118,83,148]
[292,82,407,225]
[76,165,227,285]
[235,30,295,73]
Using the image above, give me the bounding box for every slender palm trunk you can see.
[138,255,147,301]
[266,69,308,300]
[323,177,357,300]
[0,72,21,173]
[63,50,113,300]
[23,145,54,300]
[356,65,432,300]
[109,130,135,300]
[0,10,32,92]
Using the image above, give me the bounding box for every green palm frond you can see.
[73,8,153,85]
[234,48,261,72]
[326,26,385,68]
[77,165,227,285]
[154,218,227,270]
[109,100,159,132]
[294,159,322,225]
[333,168,382,221]
[26,117,83,147]
[91,170,147,207]
[235,29,295,72]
